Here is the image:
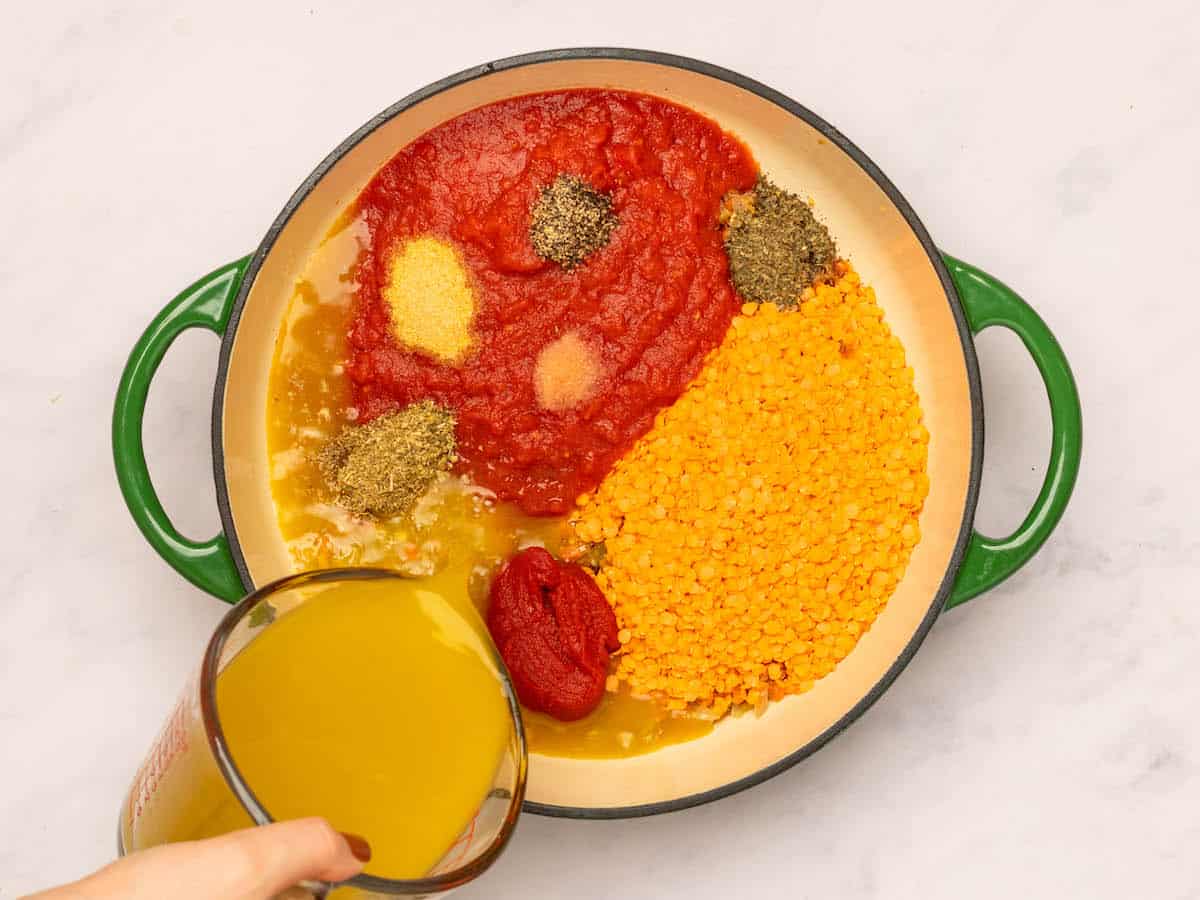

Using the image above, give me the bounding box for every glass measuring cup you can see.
[119,568,528,898]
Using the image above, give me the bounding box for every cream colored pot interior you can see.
[220,57,974,811]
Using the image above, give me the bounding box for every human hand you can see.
[24,818,371,900]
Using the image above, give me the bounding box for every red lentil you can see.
[571,261,929,717]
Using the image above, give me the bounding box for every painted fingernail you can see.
[340,832,372,863]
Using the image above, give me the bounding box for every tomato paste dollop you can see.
[486,547,619,721]
[347,89,758,514]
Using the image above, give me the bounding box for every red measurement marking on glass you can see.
[127,677,196,829]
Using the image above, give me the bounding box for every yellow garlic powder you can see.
[383,237,475,362]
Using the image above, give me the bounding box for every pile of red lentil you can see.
[571,261,929,717]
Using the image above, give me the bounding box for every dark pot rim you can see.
[211,47,985,820]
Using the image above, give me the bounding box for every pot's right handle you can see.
[112,258,251,603]
[942,255,1082,609]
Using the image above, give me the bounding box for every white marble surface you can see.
[2,1,1198,896]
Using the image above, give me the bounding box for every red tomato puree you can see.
[348,90,758,514]
[487,547,619,721]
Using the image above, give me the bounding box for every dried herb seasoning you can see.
[722,176,837,308]
[317,400,457,518]
[576,541,607,573]
[529,174,618,270]
[247,601,276,628]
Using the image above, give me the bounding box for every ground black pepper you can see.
[529,174,618,270]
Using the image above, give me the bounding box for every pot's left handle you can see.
[113,258,252,602]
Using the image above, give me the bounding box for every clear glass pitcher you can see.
[118,568,527,898]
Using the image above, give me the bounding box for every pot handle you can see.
[943,254,1082,608]
[112,258,252,602]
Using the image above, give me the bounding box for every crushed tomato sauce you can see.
[347,89,757,514]
[487,547,619,721]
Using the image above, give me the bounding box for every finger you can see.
[76,818,370,900]
[207,817,371,897]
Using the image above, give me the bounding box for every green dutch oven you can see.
[113,49,1081,819]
